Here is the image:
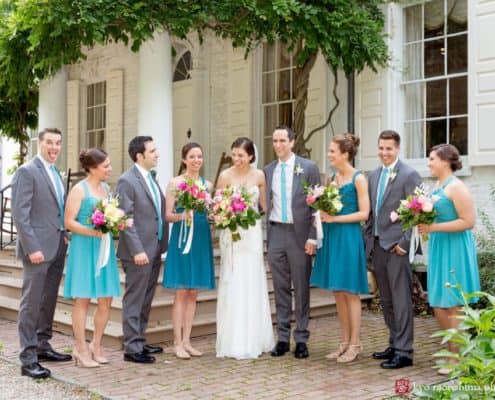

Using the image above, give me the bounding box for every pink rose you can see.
[125,218,134,228]
[421,201,433,213]
[91,210,105,226]
[306,196,316,205]
[117,223,125,231]
[177,181,188,191]
[390,211,399,223]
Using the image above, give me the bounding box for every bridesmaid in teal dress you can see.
[163,143,215,359]
[418,144,480,375]
[311,133,369,363]
[64,149,121,368]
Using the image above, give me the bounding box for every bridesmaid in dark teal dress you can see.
[163,143,215,359]
[64,149,121,367]
[311,133,369,363]
[418,144,480,375]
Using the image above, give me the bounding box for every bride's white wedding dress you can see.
[216,186,275,359]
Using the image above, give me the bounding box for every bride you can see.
[216,137,275,359]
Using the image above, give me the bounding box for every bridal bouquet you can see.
[211,186,261,242]
[174,178,211,254]
[89,194,132,276]
[391,184,439,262]
[304,182,343,215]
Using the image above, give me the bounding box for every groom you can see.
[365,130,421,369]
[264,125,320,359]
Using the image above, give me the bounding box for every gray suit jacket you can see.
[11,157,66,262]
[364,159,421,256]
[263,155,321,249]
[116,166,168,263]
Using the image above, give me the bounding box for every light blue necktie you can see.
[376,167,389,214]
[280,162,288,223]
[147,173,163,241]
[50,165,64,228]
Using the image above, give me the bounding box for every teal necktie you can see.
[147,173,163,241]
[280,163,288,223]
[50,165,64,228]
[376,167,389,215]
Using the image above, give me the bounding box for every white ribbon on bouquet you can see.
[409,225,421,263]
[96,232,111,277]
[313,210,324,249]
[178,210,194,254]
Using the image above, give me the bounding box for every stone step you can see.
[0,291,369,349]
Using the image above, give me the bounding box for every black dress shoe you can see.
[372,347,395,360]
[124,351,156,364]
[294,342,309,359]
[380,354,413,369]
[143,344,163,354]
[271,341,290,357]
[37,349,72,362]
[21,362,51,379]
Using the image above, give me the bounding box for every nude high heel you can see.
[89,342,109,364]
[73,347,99,368]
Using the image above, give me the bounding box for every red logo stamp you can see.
[395,378,411,395]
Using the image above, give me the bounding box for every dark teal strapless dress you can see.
[163,178,215,290]
[427,176,480,307]
[311,172,368,294]
[64,181,121,299]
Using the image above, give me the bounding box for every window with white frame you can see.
[402,0,467,159]
[262,42,296,164]
[86,81,106,149]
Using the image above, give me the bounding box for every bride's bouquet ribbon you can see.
[96,233,111,277]
[313,210,324,249]
[178,210,194,254]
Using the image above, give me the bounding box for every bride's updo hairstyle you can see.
[332,133,360,162]
[79,148,108,172]
[231,137,255,164]
[431,143,463,172]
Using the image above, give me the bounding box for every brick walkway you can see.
[0,312,444,399]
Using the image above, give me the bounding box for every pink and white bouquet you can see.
[392,184,438,238]
[174,178,211,217]
[303,182,343,215]
[89,195,133,237]
[211,186,261,242]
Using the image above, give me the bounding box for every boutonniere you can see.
[294,163,304,176]
[388,170,397,182]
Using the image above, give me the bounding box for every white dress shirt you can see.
[37,155,65,197]
[376,157,399,205]
[135,163,161,211]
[270,153,295,223]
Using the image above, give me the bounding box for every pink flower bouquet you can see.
[89,195,133,237]
[174,178,211,214]
[394,185,438,240]
[303,182,343,215]
[211,186,261,241]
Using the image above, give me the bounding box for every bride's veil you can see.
[250,143,259,169]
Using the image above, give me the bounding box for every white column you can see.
[138,31,174,190]
[38,67,68,166]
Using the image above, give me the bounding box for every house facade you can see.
[17,0,495,218]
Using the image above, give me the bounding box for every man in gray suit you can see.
[264,125,320,359]
[116,136,168,363]
[365,130,421,369]
[11,128,72,379]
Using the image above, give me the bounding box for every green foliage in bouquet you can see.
[303,182,343,215]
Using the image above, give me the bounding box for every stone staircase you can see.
[0,248,374,349]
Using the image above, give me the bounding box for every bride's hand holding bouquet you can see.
[211,186,261,242]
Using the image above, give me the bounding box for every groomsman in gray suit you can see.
[365,130,421,369]
[264,125,320,359]
[116,136,168,363]
[11,128,72,379]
